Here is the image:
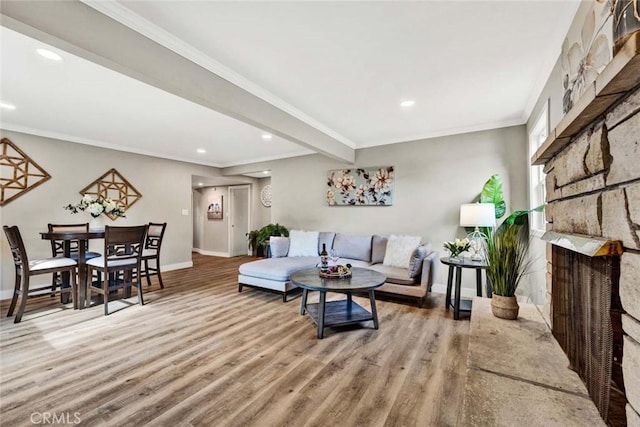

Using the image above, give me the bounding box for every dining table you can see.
[40,228,105,309]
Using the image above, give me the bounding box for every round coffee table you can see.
[290,267,386,339]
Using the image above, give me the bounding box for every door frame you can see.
[228,184,251,257]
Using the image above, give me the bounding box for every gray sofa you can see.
[238,231,438,307]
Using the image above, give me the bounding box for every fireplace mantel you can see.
[542,231,623,257]
[532,32,640,166]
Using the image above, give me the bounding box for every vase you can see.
[491,295,519,320]
[89,215,105,230]
[613,0,640,55]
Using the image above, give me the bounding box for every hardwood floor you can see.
[0,254,470,427]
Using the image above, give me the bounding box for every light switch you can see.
[181,209,189,216]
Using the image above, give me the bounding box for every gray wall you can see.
[523,1,601,307]
[255,178,272,228]
[0,130,221,298]
[269,125,528,290]
[0,125,530,296]
[193,180,270,256]
[193,186,229,255]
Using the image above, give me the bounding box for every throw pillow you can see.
[269,236,290,258]
[371,235,388,264]
[332,233,373,262]
[407,244,431,278]
[383,234,421,269]
[287,230,320,257]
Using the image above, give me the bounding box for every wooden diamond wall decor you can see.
[1,138,51,206]
[80,168,142,220]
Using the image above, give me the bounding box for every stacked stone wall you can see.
[544,86,640,423]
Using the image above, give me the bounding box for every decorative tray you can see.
[319,265,352,279]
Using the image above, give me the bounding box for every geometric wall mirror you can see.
[79,168,142,220]
[0,137,51,206]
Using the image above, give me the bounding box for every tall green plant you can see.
[485,208,542,297]
[480,174,506,219]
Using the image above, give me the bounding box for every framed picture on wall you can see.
[326,166,394,206]
[207,195,223,220]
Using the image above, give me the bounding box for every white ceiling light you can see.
[198,182,204,186]
[196,148,206,153]
[400,100,415,108]
[36,49,62,61]
[263,170,269,174]
[261,134,272,140]
[0,102,16,110]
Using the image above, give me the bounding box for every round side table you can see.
[440,257,490,320]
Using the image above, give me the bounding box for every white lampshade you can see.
[460,203,496,227]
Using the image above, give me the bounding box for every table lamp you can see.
[460,203,496,261]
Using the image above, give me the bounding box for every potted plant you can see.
[254,223,289,257]
[246,230,260,256]
[485,210,534,320]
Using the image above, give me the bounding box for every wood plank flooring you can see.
[0,254,470,427]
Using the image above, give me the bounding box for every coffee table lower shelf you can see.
[305,299,375,328]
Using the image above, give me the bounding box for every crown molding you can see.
[216,151,313,169]
[1,123,311,169]
[81,0,356,150]
[0,123,223,167]
[355,118,525,149]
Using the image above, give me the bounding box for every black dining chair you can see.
[48,223,101,296]
[140,222,166,288]
[3,225,78,323]
[86,225,147,316]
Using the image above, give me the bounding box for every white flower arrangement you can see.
[64,194,126,218]
[443,238,471,258]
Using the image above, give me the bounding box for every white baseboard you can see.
[162,261,193,271]
[192,248,230,257]
[431,283,479,299]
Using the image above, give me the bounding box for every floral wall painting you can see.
[561,1,613,114]
[79,168,142,220]
[326,166,394,206]
[1,137,51,206]
[207,195,223,219]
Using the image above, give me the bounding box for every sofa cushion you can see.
[368,264,419,286]
[408,244,432,278]
[318,232,336,255]
[239,257,318,282]
[333,233,372,262]
[383,234,421,269]
[269,236,290,258]
[371,235,388,264]
[288,230,319,257]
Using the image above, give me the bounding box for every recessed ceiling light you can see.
[198,182,204,186]
[197,148,206,154]
[400,100,415,108]
[0,102,16,110]
[36,49,62,61]
[261,134,272,141]
[263,171,269,174]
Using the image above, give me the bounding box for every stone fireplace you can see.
[533,33,640,426]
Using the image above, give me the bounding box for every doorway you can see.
[229,185,250,256]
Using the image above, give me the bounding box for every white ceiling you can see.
[0,1,580,168]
